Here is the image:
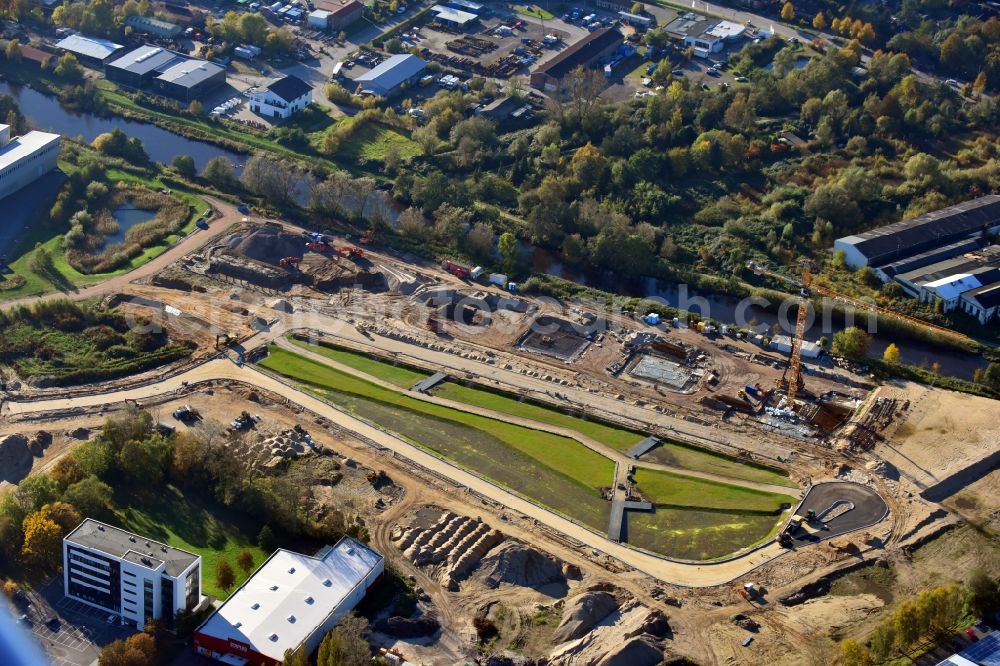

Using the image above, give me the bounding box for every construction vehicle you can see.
[442,260,471,279]
[306,241,332,253]
[230,411,255,430]
[279,256,302,268]
[359,229,374,245]
[173,405,200,421]
[746,261,972,406]
[337,246,365,259]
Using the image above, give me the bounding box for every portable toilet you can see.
[671,317,681,327]
[644,313,661,325]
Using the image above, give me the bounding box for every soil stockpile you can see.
[552,591,619,643]
[477,542,565,589]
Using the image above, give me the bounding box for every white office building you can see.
[63,519,202,628]
[0,125,61,201]
[249,74,313,120]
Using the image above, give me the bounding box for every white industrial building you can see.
[193,537,383,666]
[664,13,745,57]
[63,519,202,629]
[249,74,313,119]
[0,125,61,201]
[354,54,428,98]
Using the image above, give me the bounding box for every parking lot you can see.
[787,481,889,547]
[15,579,134,666]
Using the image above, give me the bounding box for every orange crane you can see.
[746,261,972,403]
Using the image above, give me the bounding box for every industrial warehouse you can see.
[193,537,384,666]
[105,45,226,101]
[834,195,1000,322]
[529,27,624,90]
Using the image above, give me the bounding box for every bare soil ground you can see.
[876,382,1000,488]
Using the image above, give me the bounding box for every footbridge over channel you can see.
[411,372,448,393]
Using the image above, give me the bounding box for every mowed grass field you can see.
[114,485,268,599]
[284,339,794,488]
[628,468,794,560]
[261,346,615,530]
[340,123,422,162]
[288,337,429,388]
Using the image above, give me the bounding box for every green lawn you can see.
[339,122,421,162]
[0,167,207,301]
[628,468,794,560]
[288,337,429,388]
[260,346,615,529]
[633,468,796,512]
[283,337,794,488]
[514,4,555,20]
[114,485,268,599]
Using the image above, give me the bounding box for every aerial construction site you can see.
[2,203,997,666]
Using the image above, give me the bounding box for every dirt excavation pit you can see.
[517,315,597,362]
[206,225,385,291]
[627,353,698,391]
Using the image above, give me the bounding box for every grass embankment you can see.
[288,337,429,388]
[286,337,795,487]
[0,167,207,301]
[628,468,795,560]
[340,122,422,162]
[260,345,615,530]
[114,485,268,599]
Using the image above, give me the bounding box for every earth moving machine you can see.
[279,256,302,268]
[306,241,332,253]
[745,261,972,406]
[173,405,200,421]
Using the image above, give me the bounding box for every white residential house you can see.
[249,75,313,120]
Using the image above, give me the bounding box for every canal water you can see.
[0,81,245,172]
[522,244,989,380]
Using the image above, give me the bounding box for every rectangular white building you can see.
[0,126,61,201]
[249,75,313,120]
[193,537,384,666]
[63,519,202,629]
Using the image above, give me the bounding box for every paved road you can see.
[788,481,889,547]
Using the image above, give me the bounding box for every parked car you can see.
[195,218,209,230]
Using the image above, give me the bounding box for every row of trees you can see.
[839,572,1000,665]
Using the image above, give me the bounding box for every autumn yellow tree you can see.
[882,343,901,364]
[21,512,62,569]
[973,71,988,96]
[812,11,827,30]
[780,1,795,20]
[858,22,875,44]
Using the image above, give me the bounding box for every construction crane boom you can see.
[745,261,972,403]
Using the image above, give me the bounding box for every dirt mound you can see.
[0,435,32,483]
[224,226,306,264]
[597,637,663,666]
[476,542,565,590]
[374,614,440,638]
[552,591,619,643]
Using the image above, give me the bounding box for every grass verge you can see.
[633,468,796,512]
[287,337,429,388]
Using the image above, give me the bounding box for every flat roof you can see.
[534,27,623,79]
[156,59,225,87]
[446,0,483,10]
[664,12,717,38]
[64,518,199,577]
[706,20,745,39]
[431,5,478,24]
[55,34,124,61]
[108,45,184,75]
[0,130,60,171]
[196,537,382,661]
[355,54,427,90]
